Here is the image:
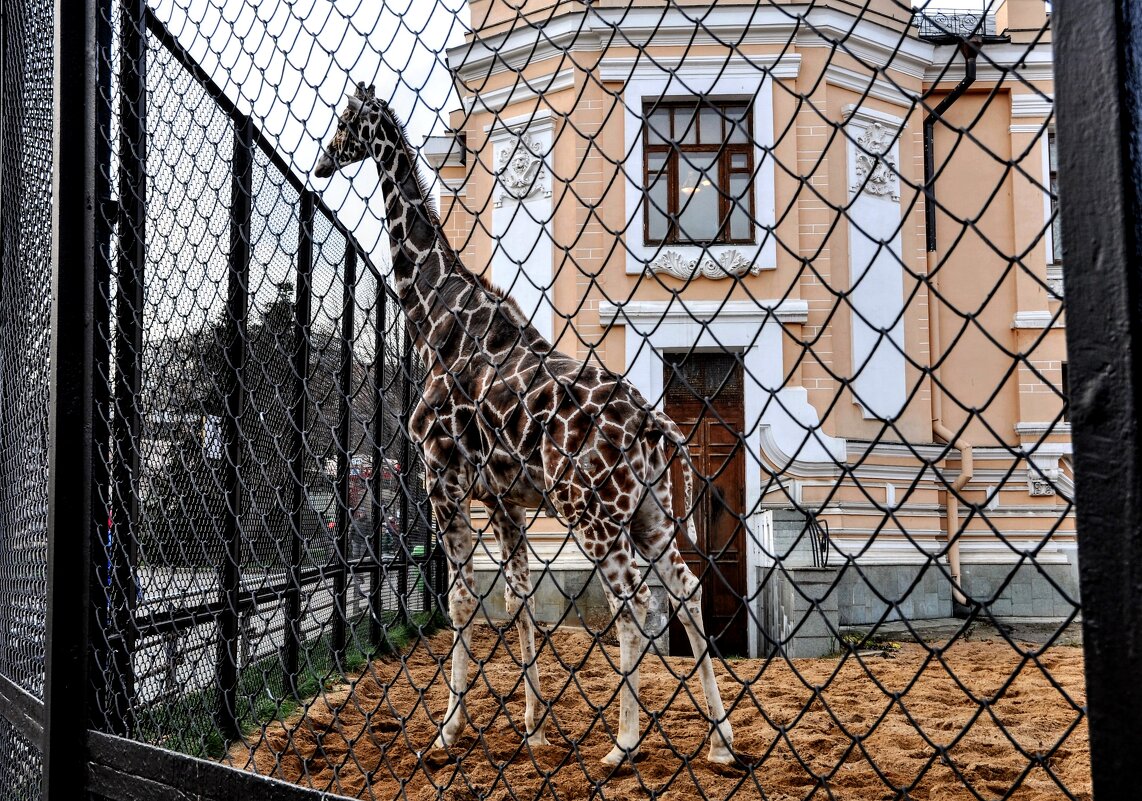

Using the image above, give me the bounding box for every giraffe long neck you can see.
[373,129,449,294]
[371,121,475,364]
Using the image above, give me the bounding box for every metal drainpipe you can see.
[924,40,978,614]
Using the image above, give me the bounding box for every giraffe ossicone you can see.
[315,85,737,767]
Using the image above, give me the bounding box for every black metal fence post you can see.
[398,328,412,625]
[332,246,356,661]
[1055,3,1142,799]
[42,1,108,797]
[370,281,387,647]
[285,191,314,693]
[217,115,252,740]
[106,0,146,736]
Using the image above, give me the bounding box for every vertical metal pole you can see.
[285,191,313,692]
[217,116,252,740]
[1054,4,1142,800]
[43,1,107,797]
[369,278,387,647]
[332,245,356,660]
[107,0,146,735]
[398,327,412,625]
[90,0,115,733]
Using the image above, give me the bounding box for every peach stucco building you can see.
[423,0,1070,653]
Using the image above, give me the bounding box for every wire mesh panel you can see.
[78,0,1088,800]
[0,0,54,797]
[87,0,442,764]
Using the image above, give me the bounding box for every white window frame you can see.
[601,55,796,276]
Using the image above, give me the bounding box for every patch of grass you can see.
[837,631,902,657]
[134,607,448,759]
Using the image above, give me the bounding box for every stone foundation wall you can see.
[471,566,672,653]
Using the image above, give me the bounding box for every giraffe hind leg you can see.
[633,504,735,764]
[594,534,650,766]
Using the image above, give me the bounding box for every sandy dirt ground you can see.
[228,624,1090,801]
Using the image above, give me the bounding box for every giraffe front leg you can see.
[599,560,650,766]
[494,503,547,747]
[434,582,477,750]
[431,502,479,752]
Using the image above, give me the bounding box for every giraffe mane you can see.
[380,105,441,227]
[378,97,535,329]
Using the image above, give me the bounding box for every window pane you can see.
[730,152,749,170]
[1051,174,1062,263]
[699,107,721,144]
[647,151,669,242]
[647,107,670,147]
[677,152,719,242]
[727,104,750,144]
[728,173,751,241]
[676,105,698,145]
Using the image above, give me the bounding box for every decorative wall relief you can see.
[851,121,900,201]
[494,131,550,207]
[648,249,762,280]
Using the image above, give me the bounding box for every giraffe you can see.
[314,83,735,766]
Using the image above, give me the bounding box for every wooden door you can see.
[664,353,748,657]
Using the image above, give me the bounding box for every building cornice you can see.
[449,4,938,88]
[1011,92,1054,117]
[598,54,801,84]
[923,41,1054,84]
[598,298,809,327]
[826,64,916,109]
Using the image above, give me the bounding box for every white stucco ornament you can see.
[649,248,762,280]
[495,132,549,205]
[851,122,899,201]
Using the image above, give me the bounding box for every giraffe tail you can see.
[650,410,699,547]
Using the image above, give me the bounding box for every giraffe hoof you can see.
[526,730,550,747]
[601,744,637,766]
[707,722,735,764]
[707,744,737,765]
[433,729,460,751]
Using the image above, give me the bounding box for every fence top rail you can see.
[141,5,389,293]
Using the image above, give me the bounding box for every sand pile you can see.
[228,625,1089,800]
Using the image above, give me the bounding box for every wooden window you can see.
[1049,131,1062,264]
[643,100,754,246]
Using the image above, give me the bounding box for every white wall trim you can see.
[599,298,808,326]
[845,107,907,419]
[462,69,576,116]
[617,57,779,276]
[1012,310,1063,329]
[1011,93,1054,117]
[924,42,1053,83]
[827,65,918,108]
[598,54,801,83]
[1015,421,1072,437]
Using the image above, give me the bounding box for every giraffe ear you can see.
[346,95,363,113]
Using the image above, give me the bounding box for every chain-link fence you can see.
[0,1,1098,800]
[0,1,54,799]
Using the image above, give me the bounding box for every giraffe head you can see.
[314,82,385,178]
